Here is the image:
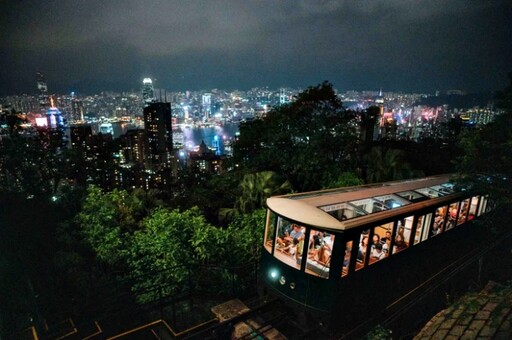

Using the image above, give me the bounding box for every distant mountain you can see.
[414,92,494,109]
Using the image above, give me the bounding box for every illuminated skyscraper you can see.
[202,93,211,120]
[71,98,85,122]
[279,88,289,105]
[36,71,50,111]
[46,97,64,129]
[142,78,155,106]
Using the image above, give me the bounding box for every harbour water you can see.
[90,121,240,154]
[176,124,239,150]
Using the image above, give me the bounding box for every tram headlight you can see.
[269,269,279,280]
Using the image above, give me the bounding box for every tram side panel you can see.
[331,220,487,334]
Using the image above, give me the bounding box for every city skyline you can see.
[1,0,511,96]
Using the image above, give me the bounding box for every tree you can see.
[233,81,360,191]
[77,187,129,267]
[364,146,423,183]
[322,171,364,189]
[235,171,291,214]
[455,72,512,204]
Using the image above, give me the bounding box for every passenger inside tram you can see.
[278,224,304,246]
[357,235,369,262]
[282,237,300,256]
[370,234,381,252]
[393,233,408,253]
[317,234,334,266]
[381,231,392,243]
[371,243,385,261]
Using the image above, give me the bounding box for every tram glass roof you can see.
[267,176,459,228]
[321,181,456,222]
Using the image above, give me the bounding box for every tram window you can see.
[396,190,427,202]
[415,187,444,198]
[321,202,365,221]
[264,210,277,253]
[274,217,306,270]
[486,199,496,213]
[369,222,393,264]
[356,233,369,271]
[374,194,410,209]
[446,202,460,231]
[468,196,479,220]
[342,240,353,277]
[432,206,448,236]
[306,229,332,279]
[477,196,488,216]
[413,213,432,245]
[457,199,470,226]
[349,198,388,214]
[440,183,455,194]
[275,216,292,249]
[392,216,412,254]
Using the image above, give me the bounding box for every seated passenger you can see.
[317,234,334,266]
[393,233,408,253]
[309,231,324,250]
[381,231,392,243]
[371,242,385,261]
[431,217,443,237]
[282,237,299,256]
[458,213,467,224]
[370,234,381,252]
[308,231,324,260]
[343,247,351,267]
[357,236,369,262]
[445,218,455,231]
[276,224,292,246]
[283,224,304,245]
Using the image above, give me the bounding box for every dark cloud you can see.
[1,0,511,95]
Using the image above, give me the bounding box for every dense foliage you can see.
[455,72,512,204]
[233,81,361,191]
[77,186,265,303]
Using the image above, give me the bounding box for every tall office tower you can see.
[279,88,289,105]
[143,102,173,188]
[45,97,67,149]
[36,71,50,111]
[202,93,212,120]
[375,89,385,140]
[142,78,155,106]
[71,98,85,122]
[46,97,64,129]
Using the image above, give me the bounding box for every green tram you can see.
[260,175,492,332]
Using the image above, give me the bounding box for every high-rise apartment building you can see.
[143,101,173,188]
[121,129,146,164]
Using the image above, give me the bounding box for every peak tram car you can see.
[260,175,492,333]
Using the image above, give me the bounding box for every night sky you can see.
[1,0,511,96]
